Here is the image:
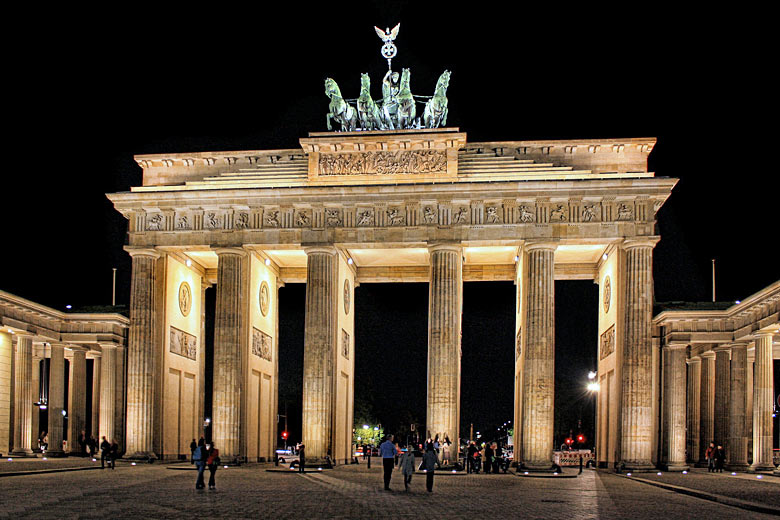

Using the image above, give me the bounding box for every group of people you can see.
[465,441,508,474]
[190,437,221,490]
[379,434,440,492]
[704,442,726,472]
[99,436,120,469]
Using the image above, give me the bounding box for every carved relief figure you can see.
[617,203,633,221]
[170,326,197,361]
[387,208,405,226]
[318,150,446,176]
[453,207,468,224]
[600,325,615,360]
[518,205,534,223]
[423,206,437,224]
[515,329,522,360]
[264,210,280,228]
[582,204,597,222]
[176,215,190,230]
[251,327,272,362]
[147,214,163,231]
[550,205,567,222]
[486,206,501,223]
[235,212,249,229]
[342,329,350,359]
[326,209,342,226]
[206,212,220,229]
[296,211,310,227]
[357,209,374,226]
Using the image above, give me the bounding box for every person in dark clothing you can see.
[379,435,396,490]
[109,440,119,469]
[483,443,494,474]
[423,443,437,492]
[466,442,478,473]
[704,442,716,472]
[193,443,206,488]
[493,443,503,473]
[298,444,306,473]
[206,443,220,490]
[100,436,111,469]
[78,430,87,456]
[714,444,725,473]
[190,439,198,464]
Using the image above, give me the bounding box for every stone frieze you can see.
[318,150,447,176]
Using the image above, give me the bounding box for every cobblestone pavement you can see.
[0,462,777,519]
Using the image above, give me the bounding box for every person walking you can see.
[483,443,494,474]
[190,439,197,464]
[704,442,716,472]
[714,444,725,473]
[206,442,220,490]
[193,441,206,488]
[109,439,119,469]
[466,442,478,473]
[423,443,437,492]
[100,436,111,469]
[379,434,396,490]
[398,446,416,491]
[298,444,306,473]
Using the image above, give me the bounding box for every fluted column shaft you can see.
[713,347,730,448]
[68,349,87,454]
[100,345,117,444]
[727,343,749,470]
[12,335,34,455]
[685,358,701,465]
[125,250,160,458]
[751,333,775,471]
[47,343,65,456]
[698,353,715,464]
[426,243,462,452]
[664,345,688,470]
[521,242,556,469]
[31,351,41,449]
[213,249,248,460]
[619,239,657,468]
[91,356,100,439]
[302,247,338,460]
[198,282,208,439]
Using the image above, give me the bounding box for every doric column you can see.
[31,348,41,449]
[213,248,248,460]
[47,342,66,457]
[521,241,556,469]
[12,334,34,456]
[114,345,126,453]
[67,348,87,454]
[750,332,775,472]
[663,344,688,470]
[426,243,463,454]
[125,248,160,459]
[698,352,715,464]
[99,344,117,445]
[91,355,101,439]
[685,357,701,466]
[727,342,749,470]
[619,237,658,469]
[198,280,209,439]
[713,346,730,449]
[302,246,338,461]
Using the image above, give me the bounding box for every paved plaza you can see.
[1,460,778,519]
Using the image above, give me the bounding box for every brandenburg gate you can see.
[107,128,677,469]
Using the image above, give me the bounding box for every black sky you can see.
[3,3,775,445]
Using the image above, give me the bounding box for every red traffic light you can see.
[576,434,585,443]
[281,431,288,439]
[565,438,573,445]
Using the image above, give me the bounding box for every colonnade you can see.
[663,331,777,472]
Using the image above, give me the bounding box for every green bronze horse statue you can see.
[357,73,383,130]
[325,78,357,131]
[423,70,450,129]
[396,68,416,129]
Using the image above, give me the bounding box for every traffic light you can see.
[565,437,573,446]
[577,434,585,443]
[281,431,288,440]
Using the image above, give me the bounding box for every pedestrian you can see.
[379,434,396,490]
[466,441,478,473]
[87,434,96,457]
[109,439,119,469]
[423,442,437,492]
[206,442,220,490]
[79,430,87,456]
[492,443,501,473]
[442,440,450,467]
[398,446,415,491]
[483,442,494,474]
[190,439,197,464]
[193,441,206,488]
[100,436,111,469]
[42,432,48,451]
[714,444,725,473]
[298,443,306,473]
[704,442,716,472]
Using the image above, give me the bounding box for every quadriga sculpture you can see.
[396,68,416,129]
[325,78,357,132]
[357,73,384,130]
[423,70,450,129]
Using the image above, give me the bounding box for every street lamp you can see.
[587,382,600,392]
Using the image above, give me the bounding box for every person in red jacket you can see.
[704,442,716,472]
[206,443,220,490]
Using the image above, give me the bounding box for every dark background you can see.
[3,3,775,448]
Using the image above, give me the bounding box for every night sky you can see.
[4,3,776,446]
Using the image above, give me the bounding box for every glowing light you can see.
[452,470,457,473]
[61,410,67,416]
[7,458,12,461]
[347,258,353,265]
[626,473,632,476]
[553,472,558,475]
[731,472,737,476]
[318,467,322,471]
[65,305,72,309]
[587,382,600,392]
[514,255,519,262]
[92,458,97,462]
[602,253,608,261]
[657,472,662,476]
[186,259,192,267]
[265,258,271,266]
[757,475,763,479]
[131,462,137,466]
[682,471,688,474]
[735,301,741,304]
[588,371,597,380]
[363,424,369,429]
[224,465,229,469]
[42,457,47,460]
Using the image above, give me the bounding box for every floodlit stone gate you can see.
[108,128,677,468]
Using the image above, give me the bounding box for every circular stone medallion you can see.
[178,281,192,317]
[259,280,270,317]
[603,276,611,313]
[343,279,351,315]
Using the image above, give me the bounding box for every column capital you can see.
[712,344,733,353]
[124,247,161,259]
[427,242,463,254]
[621,236,660,250]
[754,329,778,339]
[523,240,558,253]
[303,245,338,256]
[664,342,689,351]
[213,247,248,257]
[686,356,702,364]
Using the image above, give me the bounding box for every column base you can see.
[725,463,749,472]
[749,463,776,473]
[621,462,656,473]
[664,463,689,472]
[11,448,34,457]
